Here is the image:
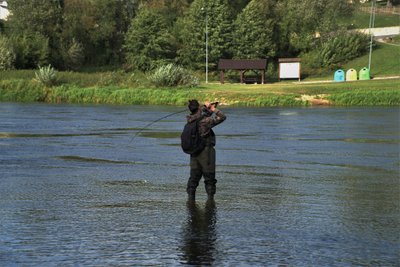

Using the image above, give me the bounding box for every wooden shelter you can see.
[218,59,267,84]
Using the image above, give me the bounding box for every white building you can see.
[0,1,10,21]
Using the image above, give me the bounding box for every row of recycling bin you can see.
[334,67,370,82]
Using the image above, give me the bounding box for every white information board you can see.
[279,62,300,79]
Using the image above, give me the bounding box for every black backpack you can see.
[181,118,205,155]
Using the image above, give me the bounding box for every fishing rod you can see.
[128,109,187,144]
[128,102,219,144]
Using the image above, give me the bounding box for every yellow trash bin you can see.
[346,69,358,81]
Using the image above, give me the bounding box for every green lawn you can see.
[340,9,400,29]
[300,42,400,81]
[343,42,400,77]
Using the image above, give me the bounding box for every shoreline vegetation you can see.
[2,39,399,107]
[1,2,399,107]
[0,72,399,107]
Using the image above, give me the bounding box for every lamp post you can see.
[201,7,208,84]
[368,0,376,70]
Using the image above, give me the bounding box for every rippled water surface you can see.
[0,103,399,266]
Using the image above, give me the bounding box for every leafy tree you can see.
[6,0,63,67]
[62,0,131,66]
[62,38,84,70]
[8,33,50,69]
[0,35,15,70]
[228,0,251,17]
[233,0,278,59]
[124,7,176,71]
[313,30,370,68]
[276,0,354,55]
[177,0,234,70]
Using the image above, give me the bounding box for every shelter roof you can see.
[218,59,267,70]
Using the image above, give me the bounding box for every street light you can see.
[201,7,208,84]
[368,0,376,70]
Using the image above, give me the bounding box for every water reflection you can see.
[180,200,217,266]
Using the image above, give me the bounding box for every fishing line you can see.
[128,109,187,144]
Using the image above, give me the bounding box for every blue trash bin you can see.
[334,69,345,82]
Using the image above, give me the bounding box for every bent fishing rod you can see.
[128,102,219,145]
[128,109,187,144]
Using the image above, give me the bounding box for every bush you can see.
[0,35,16,70]
[63,38,84,70]
[150,63,199,87]
[8,33,50,69]
[35,65,57,87]
[314,31,370,68]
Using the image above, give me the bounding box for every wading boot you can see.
[204,172,216,201]
[187,189,196,202]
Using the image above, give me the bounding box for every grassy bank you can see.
[0,76,399,107]
[1,40,399,107]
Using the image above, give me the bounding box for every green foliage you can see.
[1,69,399,106]
[63,38,84,71]
[8,33,50,69]
[0,35,15,70]
[314,31,370,68]
[234,0,277,59]
[35,65,57,87]
[329,89,400,106]
[0,0,393,76]
[61,0,131,65]
[276,0,354,54]
[149,63,199,87]
[177,0,234,70]
[0,79,47,102]
[6,0,131,68]
[339,9,400,29]
[6,0,63,67]
[124,7,176,71]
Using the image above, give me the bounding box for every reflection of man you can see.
[181,200,217,265]
[186,100,226,201]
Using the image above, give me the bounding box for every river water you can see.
[0,103,399,266]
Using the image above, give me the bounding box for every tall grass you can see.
[0,79,46,102]
[328,89,400,106]
[1,69,150,88]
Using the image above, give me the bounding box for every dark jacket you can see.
[187,108,226,147]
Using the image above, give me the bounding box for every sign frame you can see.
[278,58,301,81]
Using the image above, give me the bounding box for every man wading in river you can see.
[182,100,226,201]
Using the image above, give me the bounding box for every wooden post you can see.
[220,70,225,84]
[261,70,265,84]
[240,70,244,84]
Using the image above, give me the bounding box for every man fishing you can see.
[185,99,226,201]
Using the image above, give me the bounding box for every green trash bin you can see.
[346,69,358,81]
[359,67,370,80]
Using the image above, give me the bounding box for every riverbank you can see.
[0,76,399,107]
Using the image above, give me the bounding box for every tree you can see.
[276,0,354,56]
[62,0,131,66]
[233,0,278,59]
[124,7,176,71]
[228,0,251,17]
[5,0,63,67]
[0,35,15,70]
[177,0,234,70]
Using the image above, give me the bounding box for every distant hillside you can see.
[340,6,400,28]
[303,40,400,80]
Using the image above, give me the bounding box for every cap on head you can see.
[188,99,200,114]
